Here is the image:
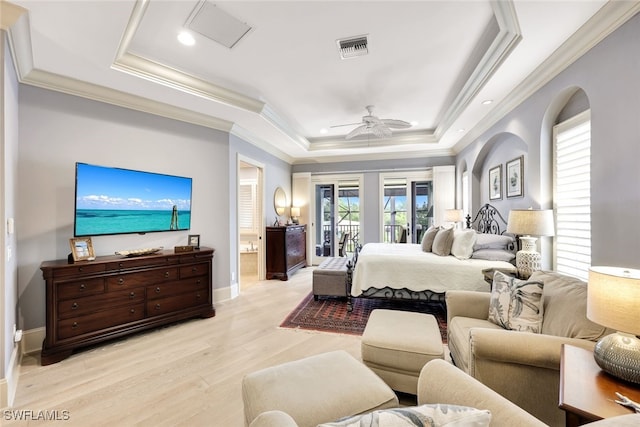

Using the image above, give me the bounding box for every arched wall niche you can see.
[469,131,527,216]
[539,87,590,208]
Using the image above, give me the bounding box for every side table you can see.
[481,267,518,286]
[559,344,640,426]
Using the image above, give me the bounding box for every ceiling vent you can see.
[337,35,369,59]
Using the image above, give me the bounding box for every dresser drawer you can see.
[180,263,209,279]
[147,277,207,299]
[52,263,106,278]
[147,289,209,316]
[107,268,179,290]
[57,289,145,319]
[57,303,145,340]
[57,278,105,300]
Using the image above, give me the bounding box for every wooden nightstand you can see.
[559,344,640,426]
[482,268,517,285]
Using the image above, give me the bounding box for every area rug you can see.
[280,293,447,343]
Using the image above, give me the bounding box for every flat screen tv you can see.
[74,163,192,237]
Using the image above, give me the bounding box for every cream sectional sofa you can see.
[447,270,614,426]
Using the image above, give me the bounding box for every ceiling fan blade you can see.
[330,122,362,128]
[371,125,392,139]
[345,124,370,140]
[381,119,412,129]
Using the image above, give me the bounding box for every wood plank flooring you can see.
[7,268,366,427]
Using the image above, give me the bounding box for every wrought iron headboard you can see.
[466,204,509,235]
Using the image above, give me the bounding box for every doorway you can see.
[238,157,264,291]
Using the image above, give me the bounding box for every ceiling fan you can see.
[331,105,412,140]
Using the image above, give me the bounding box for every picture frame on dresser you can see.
[188,234,200,249]
[69,237,95,261]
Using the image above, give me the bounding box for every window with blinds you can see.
[553,110,591,280]
[239,181,258,234]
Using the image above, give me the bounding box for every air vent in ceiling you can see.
[337,35,368,59]
[187,1,251,49]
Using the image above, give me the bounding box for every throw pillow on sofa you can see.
[318,404,491,427]
[487,271,545,333]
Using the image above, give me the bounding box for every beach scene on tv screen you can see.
[75,164,192,236]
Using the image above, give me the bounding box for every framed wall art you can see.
[69,237,95,262]
[489,165,502,200]
[506,156,524,198]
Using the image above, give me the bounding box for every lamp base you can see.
[593,332,640,384]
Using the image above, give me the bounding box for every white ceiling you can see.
[5,0,638,164]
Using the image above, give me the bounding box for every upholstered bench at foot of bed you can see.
[241,350,398,427]
[361,309,444,395]
[313,257,349,299]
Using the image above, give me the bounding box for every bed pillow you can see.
[450,229,477,260]
[471,249,516,263]
[432,227,455,256]
[421,226,441,252]
[318,404,491,427]
[488,271,545,333]
[473,233,515,250]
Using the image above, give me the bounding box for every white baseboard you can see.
[213,282,239,303]
[22,327,45,355]
[0,343,22,408]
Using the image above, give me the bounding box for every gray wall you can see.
[457,12,640,270]
[17,86,231,330]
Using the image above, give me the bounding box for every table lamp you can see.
[290,206,300,224]
[506,209,555,278]
[444,209,464,229]
[587,266,640,384]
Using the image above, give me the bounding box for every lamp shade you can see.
[290,207,301,217]
[506,209,555,236]
[444,209,464,223]
[588,266,640,336]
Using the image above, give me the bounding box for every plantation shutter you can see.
[239,182,258,233]
[553,110,591,280]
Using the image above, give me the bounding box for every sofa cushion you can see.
[318,404,491,427]
[421,226,441,252]
[433,227,455,256]
[487,271,545,333]
[532,271,612,340]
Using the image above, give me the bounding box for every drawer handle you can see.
[71,302,78,310]
[130,308,135,314]
[191,267,198,272]
[129,292,135,299]
[118,278,124,284]
[78,267,84,272]
[155,287,161,293]
[72,322,78,329]
[119,262,124,268]
[79,284,86,290]
[164,271,170,278]
[155,304,161,310]
[196,279,201,284]
[196,293,201,300]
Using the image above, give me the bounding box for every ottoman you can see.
[242,350,398,427]
[361,309,444,395]
[312,257,349,299]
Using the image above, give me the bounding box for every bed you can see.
[346,204,517,309]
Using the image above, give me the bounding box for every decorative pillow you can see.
[473,233,515,250]
[487,271,545,333]
[432,227,455,256]
[471,249,516,263]
[450,229,477,260]
[318,404,491,427]
[421,226,441,252]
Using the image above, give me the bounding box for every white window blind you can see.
[239,181,258,233]
[553,110,591,280]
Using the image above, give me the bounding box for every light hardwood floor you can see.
[7,267,365,426]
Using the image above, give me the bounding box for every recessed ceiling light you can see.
[458,128,465,133]
[178,31,196,46]
[410,121,419,126]
[319,128,328,134]
[481,99,493,105]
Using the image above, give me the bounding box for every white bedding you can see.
[351,243,516,296]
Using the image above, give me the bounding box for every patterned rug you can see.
[280,293,447,343]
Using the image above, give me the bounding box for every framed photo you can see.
[506,156,524,198]
[69,237,95,262]
[188,234,200,249]
[488,165,502,200]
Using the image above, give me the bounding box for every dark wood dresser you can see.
[266,225,306,280]
[40,247,215,365]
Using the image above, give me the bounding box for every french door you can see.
[311,175,362,265]
[380,171,433,244]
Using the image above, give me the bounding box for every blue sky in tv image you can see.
[74,163,192,236]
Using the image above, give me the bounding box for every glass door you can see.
[381,171,432,244]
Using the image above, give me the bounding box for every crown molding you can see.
[292,146,456,165]
[308,130,438,151]
[452,1,640,155]
[230,125,294,164]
